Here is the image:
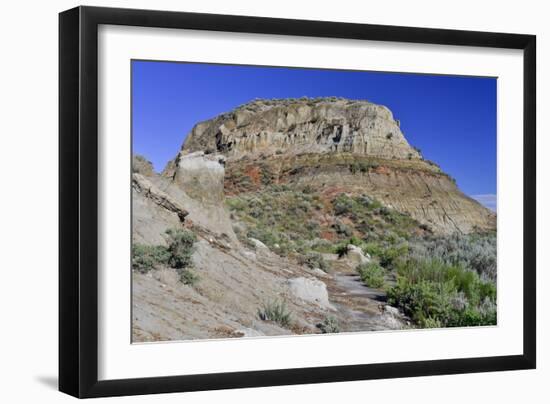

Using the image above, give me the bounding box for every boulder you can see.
[311,267,331,279]
[383,305,401,317]
[287,277,333,310]
[346,244,370,265]
[380,305,405,329]
[248,238,271,255]
[170,151,226,204]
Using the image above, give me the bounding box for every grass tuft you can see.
[258,300,292,327]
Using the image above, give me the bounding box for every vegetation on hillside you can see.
[227,184,497,329]
[227,185,427,259]
[358,232,497,327]
[385,233,497,327]
[132,228,199,286]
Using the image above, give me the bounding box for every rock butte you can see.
[165,97,495,234]
[132,97,496,341]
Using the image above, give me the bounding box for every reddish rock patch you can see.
[244,165,261,185]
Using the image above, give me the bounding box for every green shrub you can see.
[165,228,197,269]
[408,233,497,281]
[305,220,321,235]
[357,262,386,288]
[368,199,383,210]
[350,160,378,174]
[363,242,383,258]
[132,244,170,273]
[334,221,352,236]
[299,252,330,272]
[317,316,340,333]
[258,300,292,327]
[177,268,199,286]
[387,256,497,328]
[132,229,200,287]
[423,317,442,329]
[387,279,452,326]
[357,194,373,207]
[379,243,409,269]
[334,242,349,257]
[333,194,355,215]
[226,198,247,211]
[260,167,274,186]
[348,235,363,247]
[309,238,334,253]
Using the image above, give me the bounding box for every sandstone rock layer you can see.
[182,97,420,160]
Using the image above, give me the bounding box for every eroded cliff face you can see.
[181,97,421,161]
[169,97,495,234]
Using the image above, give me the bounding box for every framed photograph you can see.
[59,6,536,398]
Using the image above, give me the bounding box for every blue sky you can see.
[132,60,496,206]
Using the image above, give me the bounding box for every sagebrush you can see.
[131,228,198,285]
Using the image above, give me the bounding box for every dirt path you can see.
[324,258,404,332]
[332,273,386,301]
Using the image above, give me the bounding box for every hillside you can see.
[132,97,497,342]
[167,97,496,234]
[132,152,406,341]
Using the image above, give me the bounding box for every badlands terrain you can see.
[132,97,497,342]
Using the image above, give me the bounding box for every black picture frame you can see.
[59,5,536,398]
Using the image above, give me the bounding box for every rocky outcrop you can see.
[181,97,420,161]
[133,154,155,176]
[166,151,227,204]
[172,97,495,234]
[134,151,237,246]
[132,173,189,222]
[287,277,334,310]
[132,173,188,246]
